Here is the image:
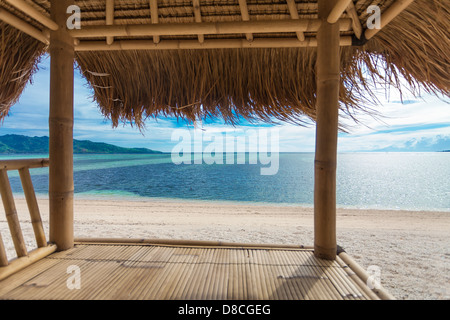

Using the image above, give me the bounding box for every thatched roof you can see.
[0,0,449,128]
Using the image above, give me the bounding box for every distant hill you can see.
[0,135,163,154]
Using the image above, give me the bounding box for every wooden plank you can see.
[18,167,47,248]
[179,247,212,299]
[165,247,199,299]
[253,249,270,299]
[260,250,280,300]
[129,246,175,299]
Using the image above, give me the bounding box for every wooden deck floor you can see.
[0,242,378,300]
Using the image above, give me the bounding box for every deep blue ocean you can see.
[1,152,449,211]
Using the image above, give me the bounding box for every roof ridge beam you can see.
[69,19,352,38]
[75,37,353,51]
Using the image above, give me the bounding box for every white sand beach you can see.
[1,197,449,300]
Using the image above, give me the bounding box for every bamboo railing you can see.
[0,158,56,281]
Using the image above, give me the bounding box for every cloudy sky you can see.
[1,55,449,153]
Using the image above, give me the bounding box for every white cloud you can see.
[2,57,449,153]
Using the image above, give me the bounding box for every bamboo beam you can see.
[286,0,305,41]
[69,18,352,38]
[0,169,28,258]
[106,0,114,45]
[0,245,56,281]
[0,233,8,267]
[314,0,340,261]
[49,0,75,252]
[339,252,396,300]
[346,0,362,39]
[327,0,352,24]
[0,158,49,171]
[365,0,414,40]
[75,238,313,250]
[75,36,353,51]
[18,168,47,248]
[149,0,160,44]
[192,0,204,43]
[238,0,253,41]
[336,255,381,300]
[5,0,58,31]
[0,8,49,44]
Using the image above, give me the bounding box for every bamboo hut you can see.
[0,0,448,300]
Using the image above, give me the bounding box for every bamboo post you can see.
[49,0,75,251]
[18,168,47,248]
[0,232,8,267]
[314,0,341,260]
[0,169,28,258]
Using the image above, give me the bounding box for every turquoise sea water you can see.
[1,152,449,212]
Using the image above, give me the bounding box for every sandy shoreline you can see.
[1,197,448,300]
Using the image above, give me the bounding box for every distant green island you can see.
[0,134,163,154]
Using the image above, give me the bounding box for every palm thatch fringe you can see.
[0,0,448,128]
[0,21,46,121]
